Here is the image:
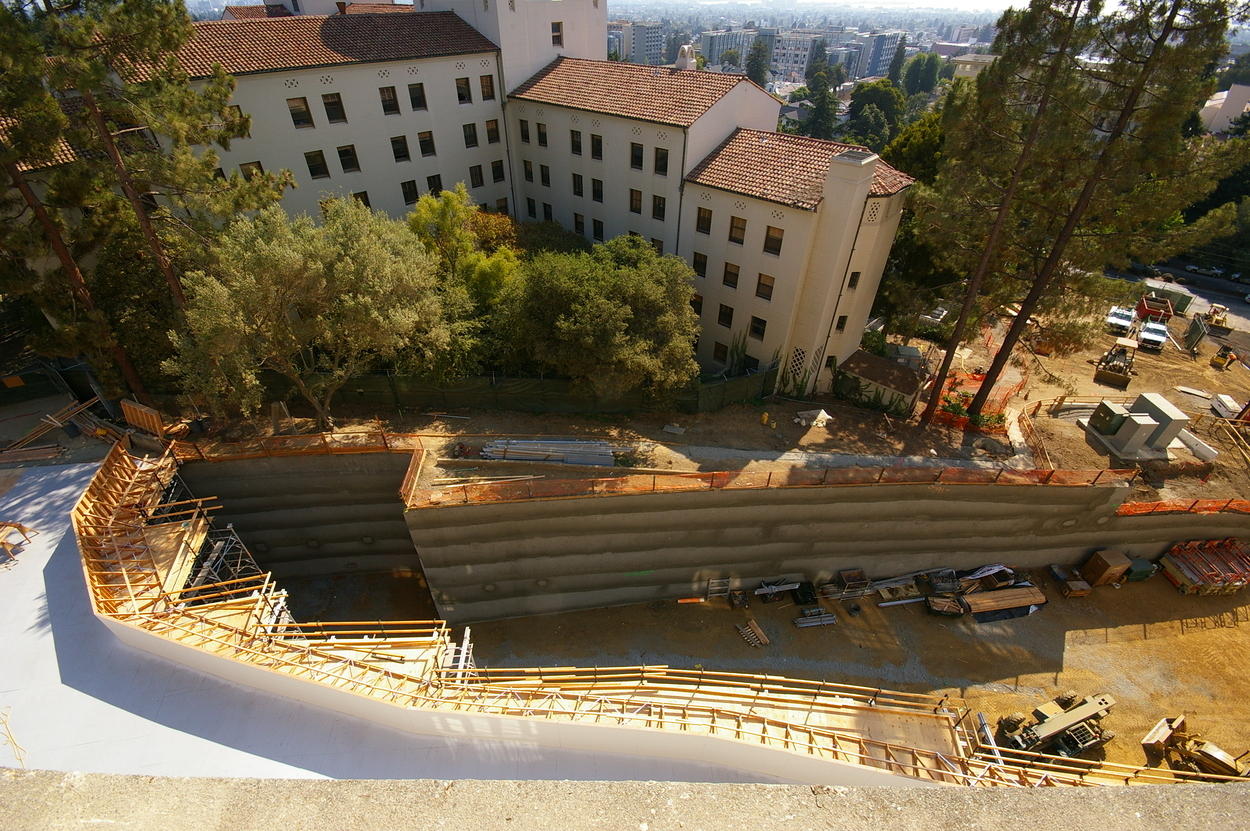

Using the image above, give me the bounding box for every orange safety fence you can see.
[408,466,1140,509]
[1117,498,1250,516]
[172,430,424,462]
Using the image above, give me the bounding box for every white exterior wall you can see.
[212,53,509,219]
[684,85,781,176]
[1200,83,1250,134]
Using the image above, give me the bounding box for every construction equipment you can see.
[1211,344,1239,370]
[1136,292,1174,323]
[1142,715,1250,777]
[1094,338,1138,388]
[1200,303,1231,335]
[998,692,1116,757]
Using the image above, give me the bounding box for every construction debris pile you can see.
[0,396,125,463]
[815,564,1046,623]
[479,439,630,467]
[1159,538,1249,595]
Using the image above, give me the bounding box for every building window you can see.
[537,123,548,147]
[523,160,534,182]
[570,129,582,155]
[651,238,663,254]
[629,189,641,214]
[456,77,472,104]
[408,83,427,111]
[304,150,329,179]
[492,159,505,183]
[591,134,602,160]
[728,216,746,244]
[519,120,531,143]
[486,119,500,143]
[742,354,759,371]
[543,202,553,221]
[379,86,400,115]
[696,207,712,234]
[592,178,603,203]
[321,92,346,123]
[540,164,551,187]
[749,316,767,340]
[479,74,495,101]
[418,131,435,157]
[763,225,784,256]
[391,135,410,163]
[551,21,563,46]
[287,97,314,128]
[835,315,848,332]
[722,262,739,289]
[630,142,643,170]
[574,213,585,235]
[718,304,733,328]
[426,173,442,193]
[592,219,604,241]
[755,273,774,301]
[654,147,668,176]
[401,179,418,205]
[692,252,707,277]
[848,270,861,289]
[337,144,360,173]
[526,197,536,218]
[469,164,484,188]
[572,173,583,196]
[652,195,665,221]
[691,294,703,315]
[229,104,249,137]
[463,123,479,148]
[496,197,509,213]
[712,341,728,363]
[352,191,370,207]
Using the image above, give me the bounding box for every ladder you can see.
[706,577,731,600]
[735,619,769,648]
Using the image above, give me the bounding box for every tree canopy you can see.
[746,39,771,86]
[847,79,906,132]
[805,39,828,83]
[887,37,907,85]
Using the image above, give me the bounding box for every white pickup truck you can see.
[1138,321,1169,351]
[1105,306,1136,333]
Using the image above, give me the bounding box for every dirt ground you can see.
[470,574,1250,770]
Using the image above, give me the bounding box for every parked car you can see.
[1186,264,1218,277]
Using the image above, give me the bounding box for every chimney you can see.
[674,44,696,71]
[336,1,346,13]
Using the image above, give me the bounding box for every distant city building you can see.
[952,52,995,79]
[699,28,758,66]
[852,31,903,79]
[1200,83,1250,133]
[613,20,663,65]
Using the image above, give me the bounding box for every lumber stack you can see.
[480,439,623,467]
[1159,538,1249,595]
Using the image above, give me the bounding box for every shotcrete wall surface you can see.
[403,481,1249,623]
[180,454,416,577]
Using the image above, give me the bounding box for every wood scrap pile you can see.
[817,562,1047,622]
[480,439,628,466]
[0,397,95,463]
[1159,538,1249,595]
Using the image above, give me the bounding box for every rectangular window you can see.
[835,315,848,332]
[713,341,728,363]
[391,135,410,163]
[230,104,249,137]
[469,164,484,188]
[592,178,603,203]
[304,150,329,179]
[401,179,418,205]
[321,92,346,123]
[526,197,536,218]
[456,77,472,104]
[749,316,767,340]
[523,160,534,182]
[492,159,505,183]
[691,294,703,315]
[496,197,509,213]
[742,354,759,371]
[537,123,548,147]
[337,144,360,173]
[479,74,495,101]
[755,273,774,301]
[379,86,399,116]
[408,83,427,111]
[729,215,747,244]
[763,225,784,256]
[718,304,734,328]
[651,238,663,254]
[543,202,553,221]
[630,142,643,170]
[540,164,551,187]
[848,270,861,289]
[463,123,478,148]
[551,21,563,47]
[692,252,707,277]
[722,262,739,289]
[629,189,642,214]
[486,119,500,144]
[592,219,604,241]
[696,207,712,234]
[352,191,370,208]
[652,195,665,221]
[426,173,442,193]
[591,134,602,160]
[418,131,435,157]
[287,97,314,128]
[572,173,583,196]
[570,129,582,155]
[574,213,585,235]
[654,147,668,176]
[519,120,531,143]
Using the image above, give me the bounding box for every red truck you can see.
[1135,293,1174,322]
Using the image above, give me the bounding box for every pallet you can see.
[735,619,769,647]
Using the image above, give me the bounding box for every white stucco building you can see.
[1200,83,1250,134]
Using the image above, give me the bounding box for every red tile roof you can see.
[167,12,497,80]
[509,57,764,128]
[684,128,914,211]
[0,117,78,172]
[222,4,293,19]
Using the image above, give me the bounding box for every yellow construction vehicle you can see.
[1142,715,1249,778]
[1211,344,1239,370]
[1094,338,1138,388]
[1202,303,1230,329]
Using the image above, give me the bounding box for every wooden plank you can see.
[120,399,166,439]
[962,586,1047,614]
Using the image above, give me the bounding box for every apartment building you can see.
[698,28,759,66]
[616,20,664,65]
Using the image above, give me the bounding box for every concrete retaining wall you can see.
[404,481,1247,623]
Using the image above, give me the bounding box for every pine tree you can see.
[746,39,771,86]
[887,36,907,85]
[805,39,828,83]
[803,71,838,140]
